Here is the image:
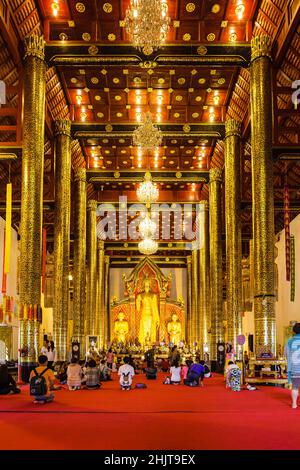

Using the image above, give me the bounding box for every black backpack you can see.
[30,368,48,396]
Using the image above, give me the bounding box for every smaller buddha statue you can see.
[167,314,182,346]
[114,312,129,344]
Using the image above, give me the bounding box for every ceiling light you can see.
[51,1,59,17]
[235,2,245,20]
[125,0,170,54]
[137,171,159,207]
[133,112,163,151]
[138,238,158,255]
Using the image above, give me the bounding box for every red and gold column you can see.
[186,255,192,345]
[53,120,72,360]
[250,36,276,356]
[19,35,46,380]
[96,240,105,347]
[104,255,110,345]
[86,200,98,336]
[225,120,243,355]
[198,201,210,354]
[72,168,86,350]
[190,248,199,346]
[209,168,224,361]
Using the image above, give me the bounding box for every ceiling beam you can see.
[45,43,251,67]
[72,123,225,139]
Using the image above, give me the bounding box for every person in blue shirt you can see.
[186,361,205,386]
[285,323,300,409]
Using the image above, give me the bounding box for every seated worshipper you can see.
[185,361,205,386]
[160,358,170,372]
[118,356,135,390]
[56,362,68,384]
[181,360,192,384]
[67,357,83,391]
[144,347,156,368]
[99,360,112,381]
[29,355,55,403]
[145,364,157,379]
[203,362,212,378]
[170,360,181,385]
[0,364,21,395]
[85,359,101,389]
[226,361,242,392]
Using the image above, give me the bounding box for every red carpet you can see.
[0,373,299,450]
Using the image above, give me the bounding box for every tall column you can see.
[186,256,192,345]
[250,36,276,356]
[190,248,199,346]
[86,200,98,336]
[209,168,224,361]
[19,35,46,380]
[104,255,110,345]
[72,168,86,349]
[53,120,72,361]
[225,120,243,356]
[96,240,105,347]
[198,201,210,355]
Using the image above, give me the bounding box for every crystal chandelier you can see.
[139,213,157,238]
[133,112,163,151]
[137,171,159,207]
[125,0,170,55]
[138,237,158,255]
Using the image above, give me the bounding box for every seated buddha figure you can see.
[167,314,182,346]
[114,312,129,344]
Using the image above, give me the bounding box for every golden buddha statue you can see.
[167,314,182,345]
[114,312,129,344]
[136,279,160,345]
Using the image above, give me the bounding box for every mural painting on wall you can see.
[110,258,185,347]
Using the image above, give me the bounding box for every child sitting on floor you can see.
[170,360,181,385]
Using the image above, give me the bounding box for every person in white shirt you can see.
[46,341,57,369]
[40,340,49,356]
[170,361,181,384]
[118,356,135,390]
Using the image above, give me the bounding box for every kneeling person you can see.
[118,356,135,390]
[85,359,101,389]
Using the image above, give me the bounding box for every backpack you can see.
[121,371,130,386]
[30,368,48,396]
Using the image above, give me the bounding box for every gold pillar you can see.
[198,201,210,355]
[19,35,46,378]
[225,120,242,356]
[86,200,98,336]
[72,168,86,348]
[190,248,198,346]
[104,255,110,345]
[53,120,72,361]
[186,256,192,344]
[209,168,224,361]
[96,240,105,347]
[250,36,276,356]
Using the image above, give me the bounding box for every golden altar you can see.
[246,358,288,386]
[110,257,185,346]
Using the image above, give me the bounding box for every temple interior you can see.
[0,0,300,454]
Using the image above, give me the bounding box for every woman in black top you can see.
[0,364,21,395]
